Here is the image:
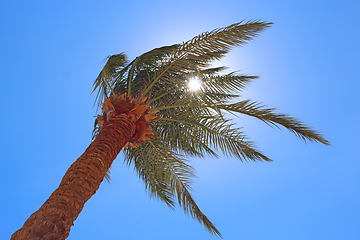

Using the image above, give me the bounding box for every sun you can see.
[188,77,202,91]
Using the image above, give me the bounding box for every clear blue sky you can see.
[1,1,359,239]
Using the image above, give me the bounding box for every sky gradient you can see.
[1,1,359,239]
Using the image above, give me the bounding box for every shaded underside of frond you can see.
[125,140,222,237]
[92,53,128,107]
[156,112,272,162]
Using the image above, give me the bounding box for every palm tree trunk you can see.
[11,113,135,240]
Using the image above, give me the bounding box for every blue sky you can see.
[1,1,359,239]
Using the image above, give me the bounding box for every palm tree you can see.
[11,20,329,239]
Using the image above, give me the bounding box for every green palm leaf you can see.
[215,100,330,145]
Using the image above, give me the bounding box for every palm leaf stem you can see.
[148,87,181,104]
[142,51,189,96]
[127,57,139,95]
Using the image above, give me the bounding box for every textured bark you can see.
[11,113,135,240]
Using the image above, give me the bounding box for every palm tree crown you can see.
[92,20,330,237]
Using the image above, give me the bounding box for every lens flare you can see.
[188,77,202,91]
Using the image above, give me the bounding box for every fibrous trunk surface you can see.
[11,112,135,240]
[12,93,157,240]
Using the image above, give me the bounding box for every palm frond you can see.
[200,73,257,103]
[158,114,272,162]
[152,115,219,158]
[215,100,330,145]
[204,72,256,94]
[115,44,180,96]
[104,166,112,183]
[142,20,273,95]
[92,53,128,106]
[125,142,176,208]
[125,139,222,237]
